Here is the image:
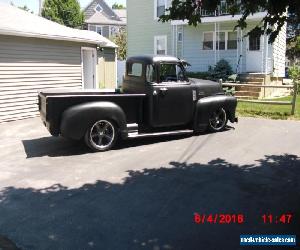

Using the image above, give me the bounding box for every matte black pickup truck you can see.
[39,55,237,152]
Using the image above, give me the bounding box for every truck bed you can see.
[39,89,146,136]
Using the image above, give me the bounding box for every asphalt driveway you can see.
[0,117,299,250]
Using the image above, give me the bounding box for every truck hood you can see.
[189,78,224,96]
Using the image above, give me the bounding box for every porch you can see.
[170,13,273,75]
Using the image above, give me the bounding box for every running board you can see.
[127,129,194,139]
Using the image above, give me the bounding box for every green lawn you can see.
[236,95,300,120]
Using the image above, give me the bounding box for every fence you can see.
[117,60,126,88]
[222,81,298,115]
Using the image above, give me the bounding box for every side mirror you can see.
[181,60,191,68]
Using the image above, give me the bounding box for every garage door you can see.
[0,35,84,122]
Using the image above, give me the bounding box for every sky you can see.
[0,0,126,13]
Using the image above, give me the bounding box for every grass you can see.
[236,95,300,120]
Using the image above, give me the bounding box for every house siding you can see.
[182,23,243,72]
[127,0,172,56]
[0,35,90,122]
[272,23,287,77]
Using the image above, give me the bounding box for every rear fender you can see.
[60,102,127,140]
[194,95,237,131]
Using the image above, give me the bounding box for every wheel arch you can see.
[60,101,127,140]
[193,95,237,132]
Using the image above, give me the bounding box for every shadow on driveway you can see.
[22,134,193,158]
[22,126,235,158]
[0,154,299,250]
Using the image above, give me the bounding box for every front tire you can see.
[208,108,228,132]
[84,119,118,152]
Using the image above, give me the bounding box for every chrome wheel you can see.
[86,120,116,151]
[208,108,227,132]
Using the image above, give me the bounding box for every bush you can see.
[288,65,300,94]
[187,59,233,82]
[212,59,233,81]
[186,71,211,79]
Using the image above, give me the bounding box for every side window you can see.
[216,31,225,50]
[203,32,214,50]
[146,64,155,82]
[228,31,237,49]
[160,63,186,83]
[127,63,143,77]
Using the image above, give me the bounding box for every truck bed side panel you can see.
[43,94,145,136]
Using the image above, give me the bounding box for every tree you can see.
[159,0,300,43]
[10,2,34,13]
[286,35,300,62]
[112,30,127,60]
[42,0,84,28]
[112,3,125,9]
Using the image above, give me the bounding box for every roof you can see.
[0,3,117,48]
[113,9,127,20]
[171,12,267,25]
[127,55,181,64]
[86,11,126,25]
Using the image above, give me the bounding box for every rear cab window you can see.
[127,62,143,77]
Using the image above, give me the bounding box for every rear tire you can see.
[84,119,118,152]
[208,108,228,132]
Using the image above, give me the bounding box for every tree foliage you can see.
[159,0,300,43]
[10,2,34,13]
[112,30,127,60]
[42,0,84,28]
[112,3,125,9]
[286,35,300,61]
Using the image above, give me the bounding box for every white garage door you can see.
[0,35,86,122]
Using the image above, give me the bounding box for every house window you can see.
[95,4,103,12]
[203,32,214,50]
[154,35,167,55]
[227,31,237,49]
[96,26,103,35]
[157,0,165,17]
[127,63,143,77]
[110,26,119,37]
[88,25,103,35]
[155,0,169,19]
[216,32,225,50]
[249,33,261,51]
[178,32,183,42]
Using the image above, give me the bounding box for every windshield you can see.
[159,63,187,83]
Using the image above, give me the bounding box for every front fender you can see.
[194,95,237,131]
[60,102,127,140]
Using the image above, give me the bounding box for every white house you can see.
[127,0,287,77]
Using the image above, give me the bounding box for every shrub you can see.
[212,59,233,81]
[288,65,300,94]
[186,59,233,82]
[186,71,211,80]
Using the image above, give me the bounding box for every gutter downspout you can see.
[265,25,269,74]
[214,22,217,65]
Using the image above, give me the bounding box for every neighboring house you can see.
[84,0,126,39]
[0,4,117,122]
[127,0,287,77]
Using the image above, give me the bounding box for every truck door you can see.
[150,63,195,127]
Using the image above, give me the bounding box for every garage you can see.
[0,4,117,122]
